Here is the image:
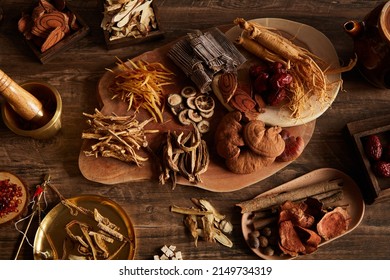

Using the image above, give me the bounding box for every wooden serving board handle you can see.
[0,69,49,125]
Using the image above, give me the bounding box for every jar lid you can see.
[380,1,390,42]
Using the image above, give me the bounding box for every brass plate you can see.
[33,195,136,260]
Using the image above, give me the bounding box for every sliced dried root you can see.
[159,125,209,188]
[101,0,159,41]
[154,245,183,260]
[170,198,233,248]
[63,208,130,260]
[82,108,157,166]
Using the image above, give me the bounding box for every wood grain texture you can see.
[1,0,390,260]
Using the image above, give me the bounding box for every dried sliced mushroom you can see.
[197,120,210,133]
[186,96,197,109]
[168,93,183,107]
[188,109,203,123]
[200,110,214,119]
[181,86,197,98]
[178,109,192,125]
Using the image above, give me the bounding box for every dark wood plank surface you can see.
[1,0,389,260]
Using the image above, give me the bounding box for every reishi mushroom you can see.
[243,121,285,158]
[214,111,286,174]
[214,111,245,160]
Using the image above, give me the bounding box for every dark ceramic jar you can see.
[344,1,390,88]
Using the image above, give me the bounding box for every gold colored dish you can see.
[241,168,365,259]
[33,195,136,260]
[0,171,28,226]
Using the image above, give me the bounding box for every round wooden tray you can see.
[0,171,29,226]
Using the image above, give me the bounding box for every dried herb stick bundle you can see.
[236,178,344,213]
[168,27,246,93]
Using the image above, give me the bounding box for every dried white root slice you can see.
[154,244,183,260]
[171,199,234,248]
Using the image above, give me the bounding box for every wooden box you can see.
[22,3,90,64]
[100,0,164,50]
[347,114,390,203]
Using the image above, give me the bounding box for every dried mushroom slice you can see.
[181,86,197,98]
[188,109,203,123]
[178,109,192,125]
[186,96,197,110]
[200,109,214,119]
[167,93,183,107]
[244,121,285,157]
[197,120,210,134]
[168,93,185,115]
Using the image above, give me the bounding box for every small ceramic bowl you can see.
[1,81,62,139]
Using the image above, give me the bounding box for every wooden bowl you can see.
[0,171,29,226]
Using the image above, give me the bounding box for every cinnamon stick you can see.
[236,178,344,213]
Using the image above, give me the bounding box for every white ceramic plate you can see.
[225,18,341,127]
[241,168,365,259]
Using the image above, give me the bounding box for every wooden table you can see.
[1,0,389,260]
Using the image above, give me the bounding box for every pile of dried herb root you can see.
[82,108,157,166]
[171,198,234,248]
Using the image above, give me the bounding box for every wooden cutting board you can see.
[78,32,316,192]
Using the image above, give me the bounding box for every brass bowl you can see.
[1,81,62,139]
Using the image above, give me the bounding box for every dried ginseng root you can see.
[234,18,356,119]
[82,108,157,166]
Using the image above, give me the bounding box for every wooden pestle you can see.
[0,69,50,127]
